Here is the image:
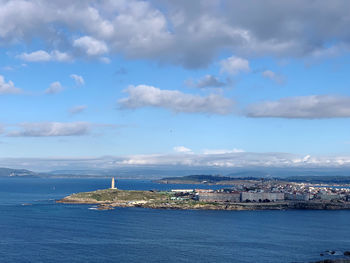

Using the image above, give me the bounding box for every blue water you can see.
[0,178,350,263]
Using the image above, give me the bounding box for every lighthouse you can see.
[111,177,117,189]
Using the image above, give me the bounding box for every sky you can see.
[2,0,350,171]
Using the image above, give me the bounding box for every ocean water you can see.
[0,178,350,263]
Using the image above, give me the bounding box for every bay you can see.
[0,177,349,263]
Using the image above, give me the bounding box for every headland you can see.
[58,186,350,211]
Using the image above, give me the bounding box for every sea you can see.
[0,177,350,263]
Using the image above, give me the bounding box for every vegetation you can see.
[68,189,170,202]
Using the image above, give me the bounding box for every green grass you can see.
[71,189,169,202]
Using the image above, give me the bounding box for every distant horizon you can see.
[4,153,350,173]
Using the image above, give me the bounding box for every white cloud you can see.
[45,81,63,95]
[262,70,285,84]
[173,146,192,153]
[246,95,350,119]
[7,122,91,137]
[310,44,349,59]
[0,75,22,94]
[70,74,84,86]
[220,56,250,75]
[69,105,87,115]
[4,152,350,171]
[73,36,108,56]
[189,75,226,89]
[18,50,50,62]
[1,1,350,67]
[51,50,72,62]
[119,85,234,115]
[18,50,72,62]
[71,152,350,168]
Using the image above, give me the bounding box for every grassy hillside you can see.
[63,189,170,202]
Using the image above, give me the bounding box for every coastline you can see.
[57,189,350,211]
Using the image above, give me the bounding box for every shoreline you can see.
[57,189,350,211]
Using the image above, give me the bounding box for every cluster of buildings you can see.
[170,181,350,203]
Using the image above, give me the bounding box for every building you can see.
[316,193,341,201]
[241,192,284,202]
[197,192,240,202]
[285,193,310,201]
[111,177,116,189]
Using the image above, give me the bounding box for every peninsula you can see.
[58,177,350,211]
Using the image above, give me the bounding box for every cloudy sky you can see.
[2,0,350,170]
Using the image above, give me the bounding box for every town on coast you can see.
[59,175,350,211]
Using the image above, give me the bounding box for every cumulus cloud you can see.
[246,95,350,119]
[7,122,91,137]
[70,74,85,86]
[173,146,192,153]
[45,81,63,95]
[73,36,108,56]
[2,1,350,67]
[18,50,72,62]
[262,70,285,84]
[220,56,250,75]
[69,105,87,115]
[189,75,226,89]
[118,85,234,115]
[0,75,22,94]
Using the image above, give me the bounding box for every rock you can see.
[97,205,114,210]
[325,250,336,255]
[344,251,350,256]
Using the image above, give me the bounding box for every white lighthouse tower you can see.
[111,177,117,189]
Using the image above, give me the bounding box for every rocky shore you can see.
[57,189,350,211]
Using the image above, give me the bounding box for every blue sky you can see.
[1,0,350,170]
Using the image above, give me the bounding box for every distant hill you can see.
[2,166,350,181]
[157,174,350,185]
[0,167,37,177]
[284,175,350,184]
[156,174,260,184]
